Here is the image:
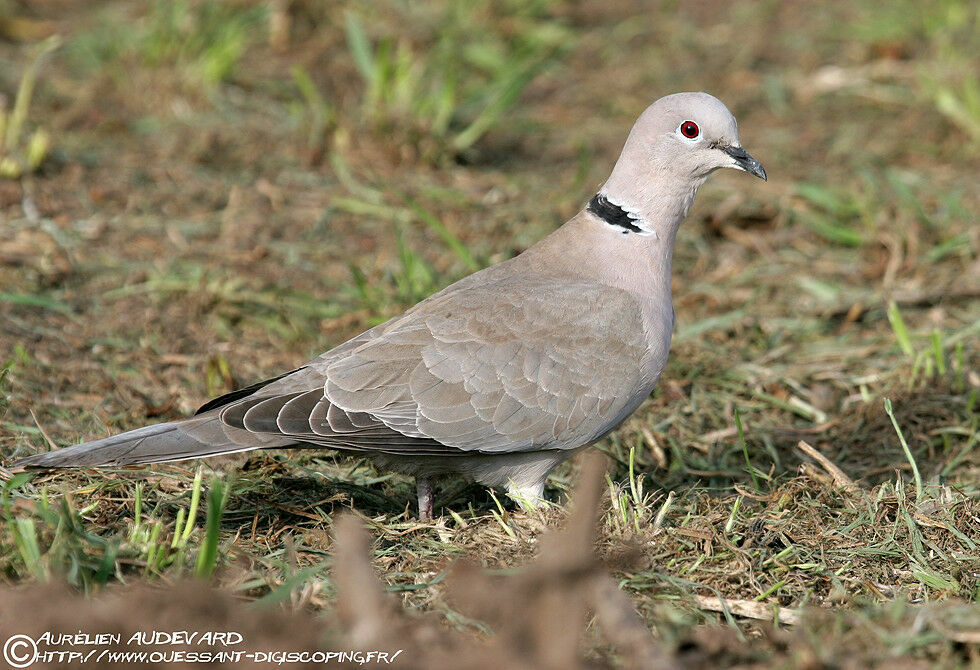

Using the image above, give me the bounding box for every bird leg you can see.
[416,476,434,521]
[506,480,546,512]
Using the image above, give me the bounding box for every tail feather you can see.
[12,414,295,470]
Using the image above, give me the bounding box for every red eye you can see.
[680,121,699,139]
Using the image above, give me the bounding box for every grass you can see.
[0,34,58,178]
[343,1,572,160]
[140,0,268,88]
[0,0,977,666]
[64,0,267,89]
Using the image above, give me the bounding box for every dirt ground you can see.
[1,1,978,667]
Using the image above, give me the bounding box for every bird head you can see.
[596,92,766,234]
[637,91,766,181]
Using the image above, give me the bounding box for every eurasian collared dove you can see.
[13,92,765,520]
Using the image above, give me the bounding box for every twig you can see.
[692,594,800,625]
[826,288,980,318]
[795,440,858,492]
[696,426,736,445]
[29,408,59,452]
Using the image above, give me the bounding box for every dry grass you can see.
[1,0,978,666]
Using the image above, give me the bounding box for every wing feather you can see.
[320,276,649,453]
[173,275,653,457]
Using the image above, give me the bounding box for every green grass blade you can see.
[344,13,376,85]
[734,408,760,491]
[452,56,550,152]
[887,301,915,357]
[884,398,923,502]
[0,291,73,314]
[194,477,227,579]
[409,201,480,271]
[178,467,203,548]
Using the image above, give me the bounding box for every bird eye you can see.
[680,121,699,139]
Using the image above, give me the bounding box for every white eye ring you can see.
[677,120,700,142]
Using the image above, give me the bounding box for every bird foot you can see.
[505,484,546,512]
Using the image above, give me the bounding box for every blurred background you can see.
[0,1,978,665]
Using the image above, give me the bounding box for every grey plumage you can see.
[12,92,766,520]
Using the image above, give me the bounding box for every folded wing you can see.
[15,276,649,468]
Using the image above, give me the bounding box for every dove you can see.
[12,92,766,520]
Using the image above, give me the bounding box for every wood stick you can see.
[692,594,800,625]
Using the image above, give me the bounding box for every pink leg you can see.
[417,477,434,521]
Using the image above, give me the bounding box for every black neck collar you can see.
[587,194,642,234]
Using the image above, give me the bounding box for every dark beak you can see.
[722,145,767,181]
